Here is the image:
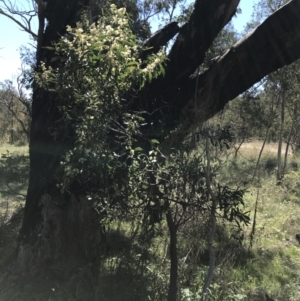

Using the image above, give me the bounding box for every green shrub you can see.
[264,157,277,173]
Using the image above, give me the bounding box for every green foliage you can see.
[35,4,166,197]
[264,157,277,173]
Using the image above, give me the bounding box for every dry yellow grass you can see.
[237,141,292,158]
[0,143,28,157]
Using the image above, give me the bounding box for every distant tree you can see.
[0,80,31,142]
[250,0,300,180]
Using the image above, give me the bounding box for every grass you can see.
[0,143,29,157]
[0,144,28,224]
[1,141,300,300]
[215,142,300,300]
[238,141,292,158]
[0,144,28,278]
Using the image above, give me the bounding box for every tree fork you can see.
[135,0,240,136]
[140,0,300,144]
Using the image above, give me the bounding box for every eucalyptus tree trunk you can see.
[234,138,245,158]
[283,125,293,175]
[15,0,106,276]
[252,127,270,181]
[277,92,285,181]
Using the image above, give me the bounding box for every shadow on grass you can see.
[0,153,29,198]
[0,207,24,271]
[0,228,165,301]
[0,150,163,301]
[95,229,160,301]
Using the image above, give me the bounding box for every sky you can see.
[0,0,259,83]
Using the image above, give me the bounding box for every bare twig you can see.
[0,81,30,140]
[0,0,38,40]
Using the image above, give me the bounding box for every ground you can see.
[1,141,300,300]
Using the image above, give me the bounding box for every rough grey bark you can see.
[16,195,105,277]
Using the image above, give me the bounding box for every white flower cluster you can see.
[62,5,131,58]
[35,61,53,86]
[141,52,165,74]
[36,4,166,103]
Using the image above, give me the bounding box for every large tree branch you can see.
[180,0,300,126]
[151,0,300,149]
[141,21,180,60]
[167,0,240,82]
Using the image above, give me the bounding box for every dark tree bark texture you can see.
[16,0,106,276]
[16,0,300,274]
